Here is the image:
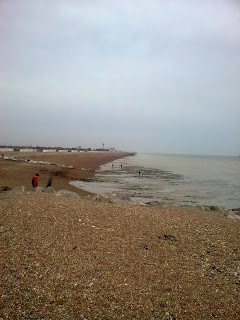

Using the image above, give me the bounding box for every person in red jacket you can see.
[32,173,39,188]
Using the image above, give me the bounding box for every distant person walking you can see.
[46,177,52,188]
[32,173,39,188]
[121,164,122,169]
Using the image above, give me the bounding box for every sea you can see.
[70,153,240,210]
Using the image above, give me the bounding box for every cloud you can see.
[1,0,240,154]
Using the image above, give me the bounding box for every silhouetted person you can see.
[121,164,122,169]
[32,173,39,188]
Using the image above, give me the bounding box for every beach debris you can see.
[157,234,177,242]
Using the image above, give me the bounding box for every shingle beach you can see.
[0,152,239,319]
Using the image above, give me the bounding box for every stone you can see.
[92,194,112,203]
[0,186,12,192]
[33,186,43,193]
[92,192,133,204]
[12,186,25,193]
[0,186,25,199]
[115,193,132,202]
[208,205,221,211]
[43,187,56,194]
[145,200,162,207]
[227,212,240,220]
[231,208,240,216]
[56,190,79,199]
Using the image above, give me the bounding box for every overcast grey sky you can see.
[1,0,240,155]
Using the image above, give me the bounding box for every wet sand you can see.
[0,151,130,196]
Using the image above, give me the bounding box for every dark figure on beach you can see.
[32,173,39,188]
[139,171,141,176]
[46,177,52,188]
[121,164,122,169]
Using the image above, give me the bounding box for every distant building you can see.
[0,148,14,152]
[43,149,57,152]
[20,148,37,152]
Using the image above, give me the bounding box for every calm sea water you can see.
[71,153,240,209]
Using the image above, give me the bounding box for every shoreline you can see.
[71,161,240,213]
[1,152,240,318]
[0,151,131,196]
[1,152,239,214]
